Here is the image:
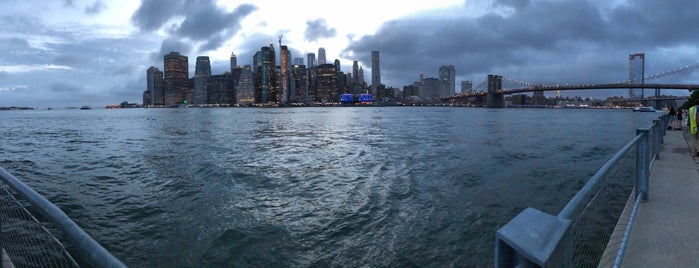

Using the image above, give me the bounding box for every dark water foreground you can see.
[0,107,660,267]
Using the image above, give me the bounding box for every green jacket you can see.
[690,106,698,135]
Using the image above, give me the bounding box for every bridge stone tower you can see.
[487,74,505,108]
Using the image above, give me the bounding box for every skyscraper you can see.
[291,64,308,104]
[628,53,645,99]
[439,65,456,96]
[352,61,359,84]
[236,65,255,104]
[230,52,237,70]
[334,59,341,73]
[318,47,326,65]
[371,51,380,96]
[358,66,365,86]
[146,66,164,106]
[193,56,211,105]
[254,44,276,103]
[461,80,472,94]
[163,51,189,106]
[280,45,290,104]
[316,64,337,103]
[293,57,304,66]
[307,53,316,68]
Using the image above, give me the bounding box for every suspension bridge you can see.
[442,63,699,108]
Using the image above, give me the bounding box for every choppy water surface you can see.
[0,107,660,267]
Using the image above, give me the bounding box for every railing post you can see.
[495,208,571,267]
[636,128,649,201]
[653,119,661,160]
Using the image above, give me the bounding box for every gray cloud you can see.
[132,1,256,55]
[85,0,106,15]
[304,18,337,42]
[344,0,699,94]
[153,37,193,62]
[130,0,185,32]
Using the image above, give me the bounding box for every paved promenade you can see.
[621,129,699,267]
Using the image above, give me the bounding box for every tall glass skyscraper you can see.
[318,47,326,65]
[628,53,645,99]
[371,51,380,95]
[236,65,255,104]
[193,56,211,105]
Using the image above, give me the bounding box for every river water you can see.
[0,107,660,267]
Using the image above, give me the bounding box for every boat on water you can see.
[80,106,92,110]
[632,106,656,112]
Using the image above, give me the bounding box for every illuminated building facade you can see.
[439,65,456,96]
[236,65,255,104]
[163,51,189,105]
[316,63,337,103]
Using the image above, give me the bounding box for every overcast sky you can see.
[1,0,698,108]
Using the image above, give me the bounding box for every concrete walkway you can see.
[621,129,699,267]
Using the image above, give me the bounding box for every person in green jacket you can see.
[690,99,699,156]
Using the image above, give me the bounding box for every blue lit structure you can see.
[359,94,373,103]
[340,94,354,104]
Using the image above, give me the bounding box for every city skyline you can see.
[1,0,698,108]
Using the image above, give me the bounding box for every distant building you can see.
[163,51,190,106]
[280,45,290,104]
[371,51,380,96]
[307,53,316,68]
[628,53,645,99]
[439,65,456,96]
[146,66,164,106]
[253,43,277,103]
[236,65,255,104]
[352,60,359,85]
[208,73,233,105]
[193,56,211,105]
[316,63,337,103]
[291,64,308,103]
[420,77,441,99]
[317,47,326,65]
[230,52,237,70]
[293,57,304,65]
[461,80,472,94]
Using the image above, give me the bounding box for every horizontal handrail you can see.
[557,133,643,220]
[0,167,126,268]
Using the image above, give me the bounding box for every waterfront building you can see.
[146,66,164,106]
[163,51,190,106]
[371,51,380,96]
[236,65,255,104]
[280,45,290,104]
[307,53,316,68]
[461,80,472,94]
[439,65,456,96]
[253,44,277,103]
[194,56,211,105]
[420,77,441,99]
[291,64,308,103]
[208,73,233,105]
[307,66,317,101]
[316,63,337,103]
[404,84,419,98]
[318,47,326,65]
[352,61,359,85]
[628,53,645,99]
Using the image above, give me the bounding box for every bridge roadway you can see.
[611,128,699,267]
[444,83,699,102]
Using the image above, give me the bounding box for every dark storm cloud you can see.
[304,18,337,42]
[84,0,106,15]
[130,0,185,32]
[345,0,699,91]
[132,0,256,53]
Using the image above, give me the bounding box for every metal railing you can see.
[0,167,126,267]
[495,114,670,267]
